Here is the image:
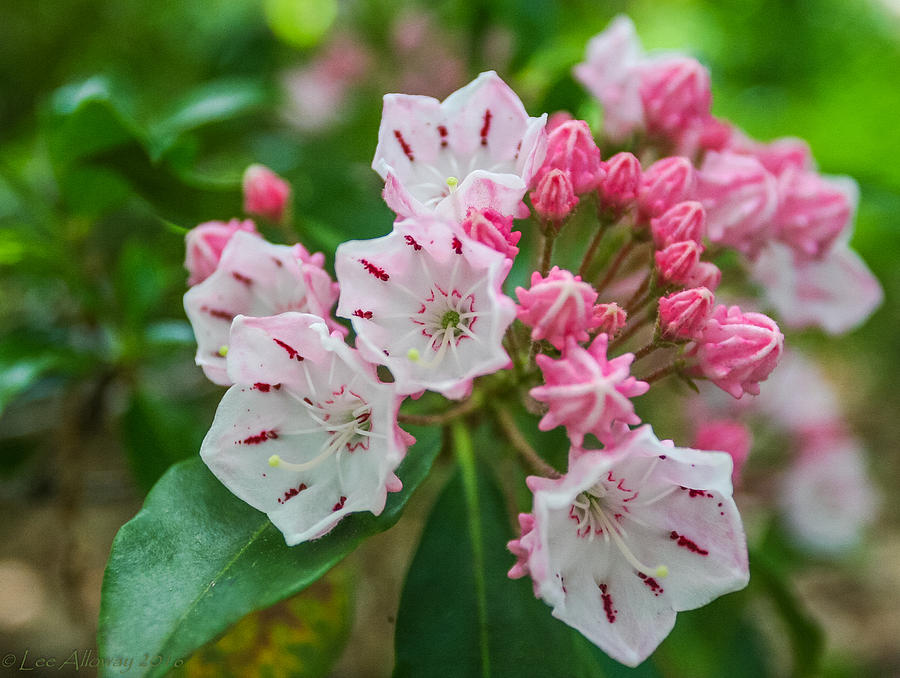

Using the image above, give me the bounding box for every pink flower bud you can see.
[184,218,258,286]
[243,164,291,223]
[593,303,627,336]
[658,287,714,340]
[654,240,703,286]
[597,152,641,213]
[693,420,752,485]
[532,169,579,222]
[684,261,722,291]
[693,305,784,399]
[461,208,522,259]
[547,110,574,132]
[696,151,777,258]
[639,57,712,137]
[727,133,813,177]
[650,201,706,248]
[773,168,854,260]
[638,156,696,220]
[516,266,600,349]
[534,120,606,194]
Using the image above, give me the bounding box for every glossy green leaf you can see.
[393,424,661,678]
[97,425,440,678]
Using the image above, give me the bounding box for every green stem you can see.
[398,393,482,425]
[540,228,557,277]
[595,239,635,294]
[639,361,679,384]
[492,406,559,478]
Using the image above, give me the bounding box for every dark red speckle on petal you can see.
[360,259,390,281]
[200,306,234,321]
[353,309,374,319]
[452,236,463,254]
[480,109,492,146]
[273,338,304,361]
[253,382,271,392]
[669,531,709,556]
[637,572,664,596]
[394,130,414,162]
[240,430,279,445]
[598,583,617,623]
[438,125,448,148]
[681,487,714,499]
[332,496,347,512]
[277,483,308,504]
[404,234,423,251]
[232,271,253,286]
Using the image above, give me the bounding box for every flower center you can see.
[407,286,478,369]
[570,485,668,579]
[441,309,461,329]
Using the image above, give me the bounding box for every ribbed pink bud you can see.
[773,168,854,260]
[650,201,706,248]
[516,267,600,349]
[243,164,291,223]
[654,240,703,286]
[184,218,258,286]
[658,287,714,340]
[638,156,696,220]
[727,133,813,177]
[593,303,627,336]
[693,305,784,398]
[532,169,579,222]
[597,152,641,213]
[461,208,521,259]
[684,261,721,291]
[693,420,752,485]
[546,110,574,132]
[533,120,606,194]
[639,57,712,137]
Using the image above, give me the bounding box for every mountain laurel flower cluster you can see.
[178,17,882,669]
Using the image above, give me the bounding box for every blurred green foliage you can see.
[1,0,898,675]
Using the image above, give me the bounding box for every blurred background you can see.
[1,0,898,675]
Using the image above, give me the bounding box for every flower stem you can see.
[492,405,560,478]
[631,341,658,362]
[595,239,635,294]
[639,361,680,384]
[540,228,557,277]
[578,223,608,278]
[609,309,654,349]
[399,394,482,425]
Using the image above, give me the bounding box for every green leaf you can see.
[0,354,58,416]
[97,425,440,678]
[393,423,661,678]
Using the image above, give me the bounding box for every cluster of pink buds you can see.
[178,20,881,667]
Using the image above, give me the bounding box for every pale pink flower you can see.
[638,157,696,221]
[200,313,412,546]
[693,420,752,485]
[243,164,292,223]
[461,207,521,259]
[530,335,649,445]
[594,303,628,336]
[184,231,341,386]
[773,168,856,260]
[692,305,783,399]
[533,119,607,194]
[638,57,712,138]
[779,438,876,553]
[655,241,703,286]
[598,152,641,214]
[516,267,600,349]
[372,71,547,222]
[185,219,258,286]
[573,15,645,142]
[650,201,706,249]
[749,241,883,334]
[532,169,579,222]
[335,216,515,400]
[508,426,749,667]
[696,151,778,258]
[658,287,715,340]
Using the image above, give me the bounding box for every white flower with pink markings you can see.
[508,426,749,667]
[335,216,515,399]
[200,313,412,546]
[372,71,547,221]
[184,231,341,386]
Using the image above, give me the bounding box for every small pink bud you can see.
[773,168,854,260]
[461,208,522,259]
[658,287,714,340]
[532,169,579,223]
[697,116,734,153]
[546,110,575,132]
[727,133,813,177]
[693,305,784,398]
[693,420,752,485]
[638,156,696,220]
[184,218,258,286]
[684,261,722,291]
[650,201,706,249]
[654,240,703,286]
[243,164,291,223]
[597,152,641,213]
[516,267,600,349]
[534,120,606,194]
[639,57,712,137]
[593,303,627,336]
